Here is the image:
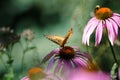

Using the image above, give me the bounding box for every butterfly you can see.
[45,28,73,47]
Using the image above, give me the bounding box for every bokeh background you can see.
[0,0,120,79]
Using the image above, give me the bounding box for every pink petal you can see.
[73,57,88,68]
[113,13,120,17]
[105,20,116,45]
[111,15,120,26]
[64,60,73,68]
[69,70,111,80]
[95,21,103,46]
[76,52,92,61]
[46,58,58,72]
[61,60,72,80]
[42,48,60,63]
[109,18,118,38]
[87,17,97,24]
[82,17,97,45]
[21,76,29,80]
[54,60,63,74]
[45,74,61,80]
[86,20,99,45]
[61,60,72,69]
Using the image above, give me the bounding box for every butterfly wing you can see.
[45,35,64,46]
[61,28,73,47]
[45,28,73,47]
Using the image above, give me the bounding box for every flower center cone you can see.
[95,7,113,20]
[27,67,46,80]
[59,46,75,60]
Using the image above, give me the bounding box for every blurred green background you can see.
[0,0,120,79]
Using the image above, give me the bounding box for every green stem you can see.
[108,41,118,66]
[20,40,29,72]
[0,57,8,70]
[21,52,25,72]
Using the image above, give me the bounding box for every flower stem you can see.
[20,40,29,72]
[21,52,25,72]
[108,41,118,66]
[0,57,8,70]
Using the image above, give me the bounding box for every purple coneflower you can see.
[82,5,120,46]
[42,28,96,78]
[21,67,61,80]
[42,46,94,72]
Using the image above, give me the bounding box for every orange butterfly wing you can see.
[61,28,73,47]
[45,28,73,47]
[45,35,64,46]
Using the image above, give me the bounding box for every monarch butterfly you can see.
[45,28,73,47]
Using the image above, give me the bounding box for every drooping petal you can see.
[42,48,60,63]
[111,15,120,27]
[62,60,73,69]
[62,60,73,71]
[87,17,97,25]
[82,17,97,45]
[105,20,116,45]
[109,18,118,38]
[76,52,92,61]
[86,20,99,45]
[54,60,63,74]
[72,57,88,68]
[45,74,61,80]
[61,60,73,80]
[46,58,58,72]
[113,13,120,17]
[95,20,103,46]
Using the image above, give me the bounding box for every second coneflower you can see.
[82,5,120,46]
[21,67,61,80]
[42,28,96,77]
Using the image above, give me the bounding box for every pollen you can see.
[95,7,113,20]
[27,67,46,80]
[59,46,75,60]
